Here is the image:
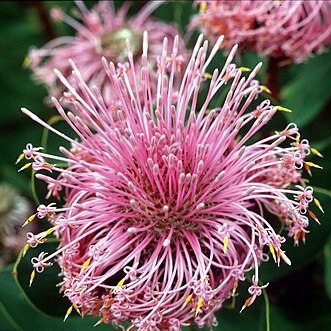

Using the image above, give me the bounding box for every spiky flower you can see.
[0,182,32,266]
[192,0,331,63]
[19,34,322,330]
[27,0,185,104]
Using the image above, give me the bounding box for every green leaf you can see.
[260,189,331,281]
[0,266,116,330]
[269,306,298,331]
[324,236,331,300]
[281,50,331,127]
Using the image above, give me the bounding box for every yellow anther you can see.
[275,105,292,113]
[240,296,253,313]
[314,197,324,213]
[304,161,323,169]
[18,162,32,172]
[29,269,36,287]
[182,293,193,308]
[199,1,207,14]
[64,305,73,322]
[239,67,251,72]
[48,115,64,126]
[116,278,125,288]
[203,72,212,79]
[22,244,30,257]
[260,85,272,94]
[311,148,323,158]
[73,303,81,316]
[15,153,25,164]
[308,210,321,225]
[295,134,301,144]
[23,56,32,68]
[43,227,55,237]
[223,235,229,254]
[81,258,91,272]
[195,297,204,316]
[22,213,37,227]
[269,243,277,263]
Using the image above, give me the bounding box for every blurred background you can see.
[1,1,331,330]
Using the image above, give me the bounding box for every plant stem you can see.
[33,1,56,40]
[267,57,280,101]
[262,288,271,331]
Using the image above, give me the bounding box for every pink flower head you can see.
[192,0,331,62]
[21,34,321,330]
[28,1,186,104]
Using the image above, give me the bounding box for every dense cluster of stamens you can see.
[18,33,322,330]
[192,0,331,62]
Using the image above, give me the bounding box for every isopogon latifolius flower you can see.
[18,33,323,330]
[26,0,186,105]
[191,0,331,63]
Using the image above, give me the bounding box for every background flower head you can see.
[27,0,186,105]
[192,0,331,63]
[0,182,32,266]
[20,33,321,330]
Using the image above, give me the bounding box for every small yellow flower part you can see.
[239,67,251,72]
[22,213,37,227]
[22,56,32,68]
[81,258,91,271]
[203,72,212,79]
[73,303,81,316]
[15,153,25,164]
[260,85,272,94]
[22,244,30,257]
[29,269,36,287]
[269,243,277,263]
[223,235,229,254]
[295,134,301,144]
[308,210,321,225]
[314,197,324,213]
[195,297,204,316]
[182,293,193,309]
[63,305,73,322]
[304,161,323,169]
[18,162,32,172]
[311,148,323,158]
[43,227,56,237]
[116,278,125,288]
[275,105,292,113]
[199,2,207,14]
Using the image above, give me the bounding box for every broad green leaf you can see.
[324,236,331,300]
[269,306,298,331]
[281,50,331,127]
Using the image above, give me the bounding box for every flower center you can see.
[100,27,143,62]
